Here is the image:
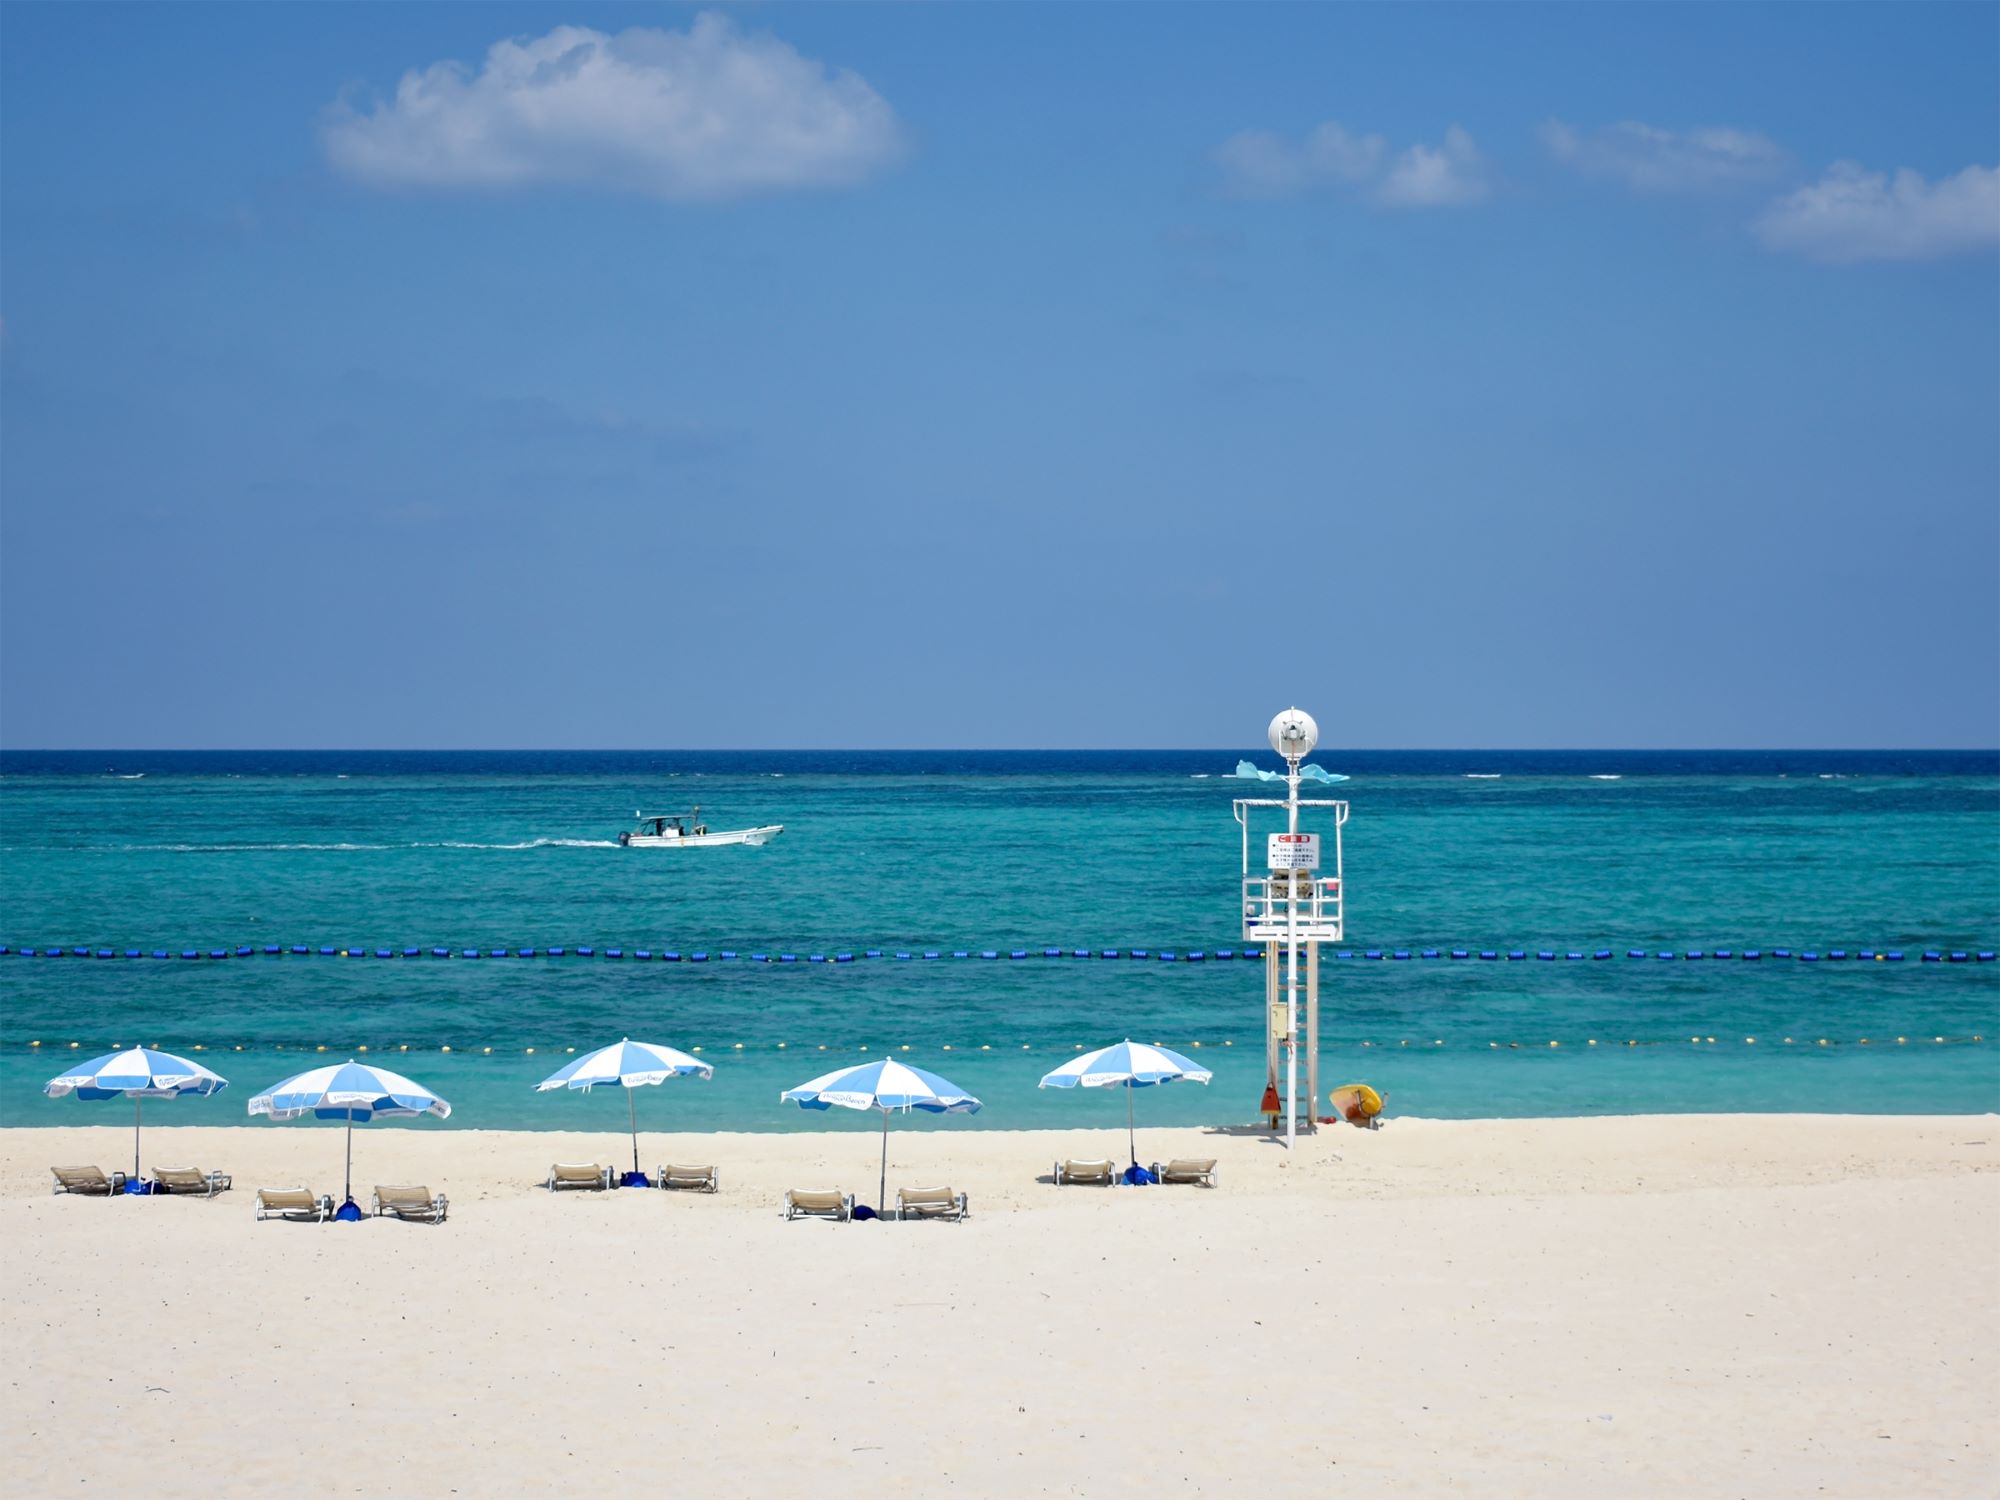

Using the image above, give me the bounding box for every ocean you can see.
[3,749,1996,1132]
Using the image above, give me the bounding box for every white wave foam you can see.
[1589,774,1623,780]
[1465,773,1501,779]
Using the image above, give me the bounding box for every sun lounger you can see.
[50,1165,128,1196]
[785,1188,853,1222]
[896,1185,969,1221]
[1150,1158,1218,1188]
[256,1187,334,1222]
[150,1167,233,1197]
[546,1162,613,1192]
[656,1163,719,1193]
[1054,1158,1115,1186]
[372,1185,448,1224]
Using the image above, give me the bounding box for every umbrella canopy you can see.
[781,1058,981,1215]
[536,1039,712,1185]
[1039,1040,1212,1180]
[44,1045,228,1191]
[248,1061,450,1218]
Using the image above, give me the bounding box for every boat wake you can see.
[107,837,620,853]
[113,842,393,852]
[434,838,620,850]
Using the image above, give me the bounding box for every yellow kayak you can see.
[1328,1083,1384,1124]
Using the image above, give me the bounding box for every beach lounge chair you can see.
[150,1167,233,1197]
[546,1163,613,1192]
[255,1187,334,1222]
[896,1186,969,1221]
[1054,1158,1115,1186]
[785,1188,853,1222]
[372,1185,448,1224]
[1150,1158,1218,1188]
[50,1165,127,1196]
[656,1163,719,1193]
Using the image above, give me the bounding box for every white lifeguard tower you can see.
[1233,707,1347,1149]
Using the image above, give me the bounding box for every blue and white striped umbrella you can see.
[44,1045,229,1190]
[248,1061,451,1217]
[782,1058,981,1215]
[535,1039,713,1185]
[781,1057,982,1115]
[1040,1040,1212,1178]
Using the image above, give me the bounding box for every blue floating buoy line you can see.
[0,943,1992,968]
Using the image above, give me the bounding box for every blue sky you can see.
[3,3,1995,749]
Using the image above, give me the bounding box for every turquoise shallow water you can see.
[3,750,1996,1130]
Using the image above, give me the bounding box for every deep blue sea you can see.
[3,750,1996,1132]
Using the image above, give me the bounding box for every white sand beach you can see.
[4,1115,1994,1498]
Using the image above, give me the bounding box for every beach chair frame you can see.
[784,1188,853,1222]
[1054,1159,1116,1186]
[656,1163,719,1193]
[151,1168,233,1197]
[1150,1159,1219,1188]
[50,1165,127,1197]
[895,1186,969,1222]
[256,1187,335,1223]
[546,1163,614,1192]
[372,1185,448,1224]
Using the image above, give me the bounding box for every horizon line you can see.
[3,745,1996,757]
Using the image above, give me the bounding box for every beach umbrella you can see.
[535,1038,712,1186]
[248,1060,450,1221]
[781,1057,981,1216]
[1039,1040,1212,1182]
[44,1045,229,1193]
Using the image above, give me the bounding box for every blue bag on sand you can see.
[852,1204,879,1221]
[1122,1164,1156,1186]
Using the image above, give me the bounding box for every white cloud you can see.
[1754,161,2000,263]
[1212,121,1485,208]
[1540,119,1787,193]
[322,14,903,200]
[1379,126,1488,207]
[1211,122,1386,197]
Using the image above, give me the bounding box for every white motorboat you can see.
[617,807,782,848]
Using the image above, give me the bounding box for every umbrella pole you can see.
[1127,1081,1136,1168]
[628,1085,640,1178]
[879,1109,889,1218]
[344,1108,354,1204]
[134,1095,142,1182]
